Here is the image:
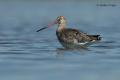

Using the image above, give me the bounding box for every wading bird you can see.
[36,16,101,49]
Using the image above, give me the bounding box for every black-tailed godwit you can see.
[36,16,101,48]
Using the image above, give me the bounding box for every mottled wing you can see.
[59,29,91,44]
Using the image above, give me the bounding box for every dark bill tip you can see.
[36,20,58,32]
[36,26,48,32]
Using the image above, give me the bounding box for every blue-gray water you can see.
[0,1,120,80]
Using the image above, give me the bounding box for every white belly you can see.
[60,41,89,49]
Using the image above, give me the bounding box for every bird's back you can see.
[56,28,101,48]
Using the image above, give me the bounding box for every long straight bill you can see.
[36,20,57,32]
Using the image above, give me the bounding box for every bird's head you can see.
[56,16,67,25]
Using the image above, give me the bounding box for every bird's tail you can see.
[87,35,102,41]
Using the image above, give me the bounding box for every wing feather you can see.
[57,28,91,44]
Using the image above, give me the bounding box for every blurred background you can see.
[0,0,120,80]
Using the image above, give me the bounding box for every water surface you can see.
[0,1,120,80]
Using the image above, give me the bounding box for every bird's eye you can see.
[57,19,60,22]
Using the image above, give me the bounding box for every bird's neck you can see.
[57,24,66,32]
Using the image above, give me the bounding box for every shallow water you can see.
[0,1,120,80]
